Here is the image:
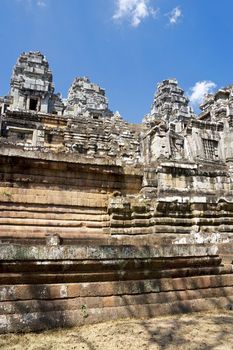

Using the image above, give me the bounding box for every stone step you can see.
[0,218,109,227]
[110,226,191,235]
[1,296,233,333]
[1,286,233,316]
[2,274,233,301]
[0,187,108,207]
[0,266,231,285]
[0,257,221,273]
[0,226,106,238]
[0,211,109,221]
[111,215,233,225]
[0,204,107,215]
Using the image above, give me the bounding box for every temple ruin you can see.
[0,51,233,333]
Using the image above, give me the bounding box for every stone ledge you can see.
[0,244,219,260]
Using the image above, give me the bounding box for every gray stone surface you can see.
[143,78,195,126]
[8,51,64,115]
[65,76,111,117]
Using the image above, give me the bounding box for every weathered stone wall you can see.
[1,242,233,333]
[0,148,142,240]
[1,147,233,243]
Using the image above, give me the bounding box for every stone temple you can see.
[0,51,233,333]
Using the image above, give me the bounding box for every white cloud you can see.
[16,0,47,8]
[189,81,217,106]
[36,0,46,7]
[168,6,182,25]
[113,0,158,27]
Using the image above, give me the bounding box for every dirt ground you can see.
[1,311,233,350]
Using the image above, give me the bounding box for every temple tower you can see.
[145,78,193,125]
[65,77,112,118]
[9,51,55,113]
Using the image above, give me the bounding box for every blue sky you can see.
[0,0,233,122]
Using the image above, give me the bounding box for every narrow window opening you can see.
[17,133,25,140]
[72,144,86,154]
[29,98,38,111]
[47,134,53,144]
[203,139,218,160]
